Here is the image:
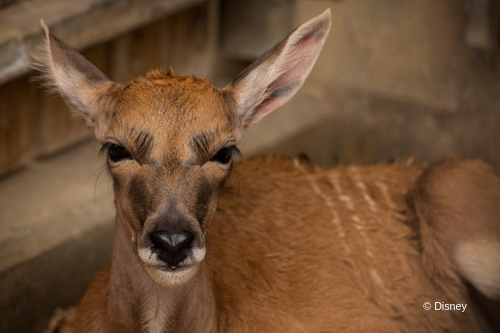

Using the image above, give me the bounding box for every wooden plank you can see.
[110,19,170,84]
[0,0,205,85]
[464,0,500,50]
[0,0,20,10]
[37,95,91,158]
[110,1,217,84]
[0,76,39,176]
[220,0,294,59]
[164,2,216,77]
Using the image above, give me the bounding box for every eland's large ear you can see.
[32,22,123,142]
[222,9,331,133]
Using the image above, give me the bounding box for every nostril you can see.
[160,232,187,247]
[149,230,195,267]
[150,230,194,249]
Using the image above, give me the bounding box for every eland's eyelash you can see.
[228,145,242,159]
[99,142,112,156]
[99,143,133,163]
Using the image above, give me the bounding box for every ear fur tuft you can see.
[31,23,122,142]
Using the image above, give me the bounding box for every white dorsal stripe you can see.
[349,169,411,276]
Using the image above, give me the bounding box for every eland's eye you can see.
[210,147,232,164]
[108,144,132,162]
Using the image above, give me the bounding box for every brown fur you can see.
[34,10,500,333]
[408,159,500,330]
[73,156,499,332]
[209,157,490,333]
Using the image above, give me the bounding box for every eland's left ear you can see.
[32,21,123,142]
[222,9,331,133]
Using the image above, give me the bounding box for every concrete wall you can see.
[230,0,500,168]
[284,0,500,167]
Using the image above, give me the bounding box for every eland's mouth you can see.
[139,247,206,286]
[159,265,192,273]
[138,247,206,270]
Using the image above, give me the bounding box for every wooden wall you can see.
[0,1,221,177]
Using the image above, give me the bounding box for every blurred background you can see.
[0,0,499,332]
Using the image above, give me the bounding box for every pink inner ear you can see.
[245,97,281,128]
[244,32,319,127]
[293,29,318,49]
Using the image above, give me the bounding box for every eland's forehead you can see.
[106,70,236,162]
[118,70,226,120]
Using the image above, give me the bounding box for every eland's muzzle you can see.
[150,230,195,268]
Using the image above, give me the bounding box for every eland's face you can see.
[102,71,239,285]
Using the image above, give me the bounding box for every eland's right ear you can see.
[32,21,123,142]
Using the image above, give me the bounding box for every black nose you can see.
[150,230,195,268]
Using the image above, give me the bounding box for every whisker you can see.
[93,163,111,204]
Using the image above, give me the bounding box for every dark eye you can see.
[210,147,232,164]
[108,144,132,162]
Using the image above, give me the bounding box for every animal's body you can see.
[75,156,498,333]
[34,9,500,333]
[209,159,455,333]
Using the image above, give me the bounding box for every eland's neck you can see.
[110,217,216,333]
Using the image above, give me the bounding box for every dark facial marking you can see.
[151,202,192,233]
[135,131,153,162]
[129,175,151,226]
[191,130,218,163]
[125,127,154,162]
[195,178,214,224]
